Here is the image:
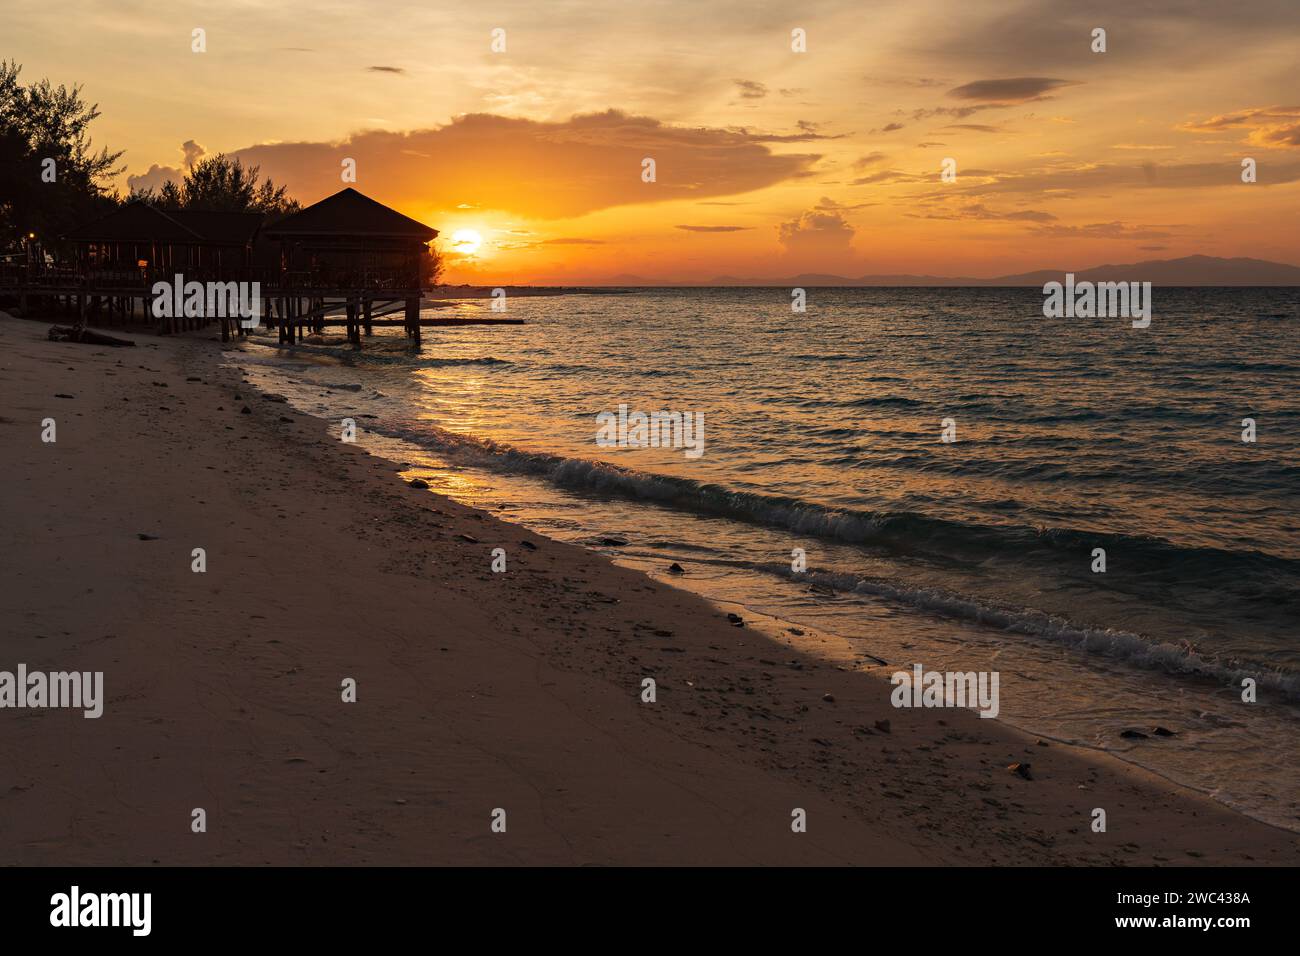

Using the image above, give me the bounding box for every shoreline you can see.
[2,311,1297,865]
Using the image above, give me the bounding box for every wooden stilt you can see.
[405,296,420,344]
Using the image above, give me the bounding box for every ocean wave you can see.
[769,565,1300,698]
[365,418,1300,597]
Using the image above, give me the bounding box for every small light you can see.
[27,232,36,239]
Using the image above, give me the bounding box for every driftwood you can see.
[48,325,135,348]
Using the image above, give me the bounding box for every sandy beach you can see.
[2,311,1296,867]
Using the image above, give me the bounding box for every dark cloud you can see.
[367,65,406,75]
[948,77,1079,102]
[734,79,768,99]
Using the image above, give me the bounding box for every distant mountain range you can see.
[603,255,1300,287]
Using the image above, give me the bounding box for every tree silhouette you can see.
[138,153,300,216]
[0,60,122,250]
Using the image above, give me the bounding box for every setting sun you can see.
[450,229,483,256]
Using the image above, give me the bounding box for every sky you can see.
[9,0,1300,283]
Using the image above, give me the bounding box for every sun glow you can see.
[450,229,483,256]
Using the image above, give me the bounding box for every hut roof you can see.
[63,202,264,245]
[63,202,200,243]
[262,188,438,241]
[170,210,264,244]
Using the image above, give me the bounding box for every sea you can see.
[228,286,1300,830]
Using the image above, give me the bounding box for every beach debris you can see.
[234,392,242,399]
[136,532,159,541]
[47,325,135,347]
[240,406,251,414]
[788,627,805,636]
[457,533,479,544]
[726,612,744,627]
[408,478,430,489]
[151,381,168,387]
[278,415,293,423]
[599,537,627,546]
[263,393,288,403]
[1120,729,1149,740]
[186,376,201,382]
[668,562,685,574]
[54,393,75,399]
[1007,762,1033,780]
[822,693,836,703]
[519,540,537,550]
[874,719,891,734]
[1152,726,1177,737]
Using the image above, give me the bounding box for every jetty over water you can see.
[0,188,518,346]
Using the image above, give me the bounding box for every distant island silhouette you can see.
[602,255,1300,287]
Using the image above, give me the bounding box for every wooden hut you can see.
[261,188,438,344]
[64,202,263,279]
[10,188,452,345]
[55,202,263,330]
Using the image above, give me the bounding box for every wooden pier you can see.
[0,189,516,349]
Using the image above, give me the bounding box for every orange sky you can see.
[10,0,1300,283]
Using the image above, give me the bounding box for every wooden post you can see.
[363,295,373,336]
[405,296,420,344]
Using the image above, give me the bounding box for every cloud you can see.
[126,163,180,193]
[943,124,1003,133]
[675,225,751,232]
[850,169,926,186]
[935,159,1300,195]
[777,207,856,257]
[871,122,906,134]
[367,65,406,75]
[1179,106,1300,149]
[948,77,1080,102]
[1030,221,1175,240]
[182,140,206,168]
[126,139,206,193]
[540,238,605,245]
[231,110,820,218]
[734,79,768,99]
[864,75,948,89]
[907,202,1057,223]
[910,77,1081,121]
[852,152,889,169]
